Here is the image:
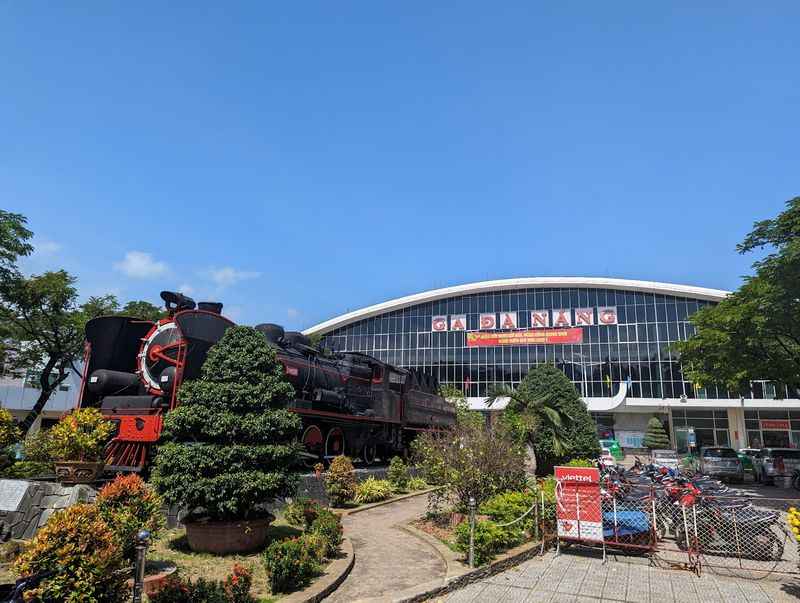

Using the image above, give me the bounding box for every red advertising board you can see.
[465,327,583,347]
[555,466,602,542]
[761,419,790,430]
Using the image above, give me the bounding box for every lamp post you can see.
[132,530,151,603]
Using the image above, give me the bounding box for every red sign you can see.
[761,419,790,430]
[465,328,583,347]
[555,466,602,542]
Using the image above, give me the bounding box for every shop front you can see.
[671,408,730,453]
[744,409,800,449]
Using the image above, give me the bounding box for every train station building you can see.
[305,277,800,452]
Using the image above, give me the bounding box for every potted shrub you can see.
[47,408,114,484]
[151,326,303,554]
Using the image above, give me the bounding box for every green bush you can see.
[407,476,427,491]
[14,504,128,603]
[386,456,410,490]
[283,497,323,529]
[310,509,343,557]
[95,473,165,563]
[563,458,595,468]
[324,455,357,507]
[479,490,536,537]
[454,519,517,566]
[353,477,394,504]
[263,537,322,593]
[151,327,303,521]
[0,460,50,478]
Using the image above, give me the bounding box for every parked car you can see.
[599,438,623,461]
[650,449,679,470]
[754,448,800,485]
[699,446,744,481]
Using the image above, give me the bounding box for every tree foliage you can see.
[643,417,671,450]
[677,197,800,394]
[151,326,302,521]
[0,270,118,431]
[0,210,33,280]
[439,384,483,428]
[497,364,598,475]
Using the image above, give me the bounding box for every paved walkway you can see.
[326,494,445,602]
[441,550,800,602]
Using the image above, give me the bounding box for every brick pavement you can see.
[439,550,800,602]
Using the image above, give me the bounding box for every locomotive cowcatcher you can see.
[78,291,456,471]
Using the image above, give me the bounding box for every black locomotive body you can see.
[78,291,455,470]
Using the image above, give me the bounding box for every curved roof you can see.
[303,277,730,335]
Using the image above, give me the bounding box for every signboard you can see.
[431,316,447,332]
[499,312,517,330]
[449,315,467,331]
[479,313,497,330]
[552,309,572,327]
[466,327,583,347]
[0,479,31,512]
[530,310,550,328]
[761,419,790,430]
[555,466,602,542]
[575,308,594,326]
[598,307,618,325]
[687,428,696,447]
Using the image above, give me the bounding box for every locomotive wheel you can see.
[362,442,377,466]
[325,427,345,458]
[301,425,324,461]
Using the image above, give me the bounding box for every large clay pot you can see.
[54,461,104,484]
[125,563,177,597]
[185,516,273,554]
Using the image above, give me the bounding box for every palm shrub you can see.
[493,364,599,475]
[407,476,427,490]
[151,326,303,521]
[324,455,357,507]
[14,504,128,602]
[386,456,410,490]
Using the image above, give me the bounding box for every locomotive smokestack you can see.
[198,302,223,314]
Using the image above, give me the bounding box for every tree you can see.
[490,364,598,475]
[120,300,165,321]
[412,420,527,511]
[0,271,118,432]
[0,210,33,280]
[643,417,671,450]
[151,326,303,521]
[677,197,800,394]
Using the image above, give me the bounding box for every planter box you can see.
[53,461,104,485]
[185,517,273,554]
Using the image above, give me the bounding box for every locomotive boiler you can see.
[78,291,455,471]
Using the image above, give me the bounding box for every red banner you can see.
[465,327,583,347]
[555,466,602,542]
[761,419,790,430]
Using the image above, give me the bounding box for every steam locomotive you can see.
[78,291,456,471]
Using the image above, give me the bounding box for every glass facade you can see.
[320,287,780,401]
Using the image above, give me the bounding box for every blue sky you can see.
[2,2,798,329]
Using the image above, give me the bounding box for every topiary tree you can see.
[492,364,599,475]
[151,326,303,521]
[643,416,671,450]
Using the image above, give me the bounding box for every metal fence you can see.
[547,484,800,579]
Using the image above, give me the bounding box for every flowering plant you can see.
[46,408,115,462]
